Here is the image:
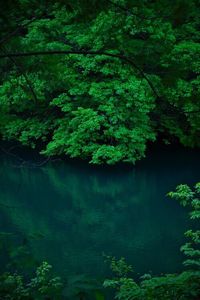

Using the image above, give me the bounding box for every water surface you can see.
[0,144,199,279]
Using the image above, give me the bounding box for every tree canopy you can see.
[0,0,200,164]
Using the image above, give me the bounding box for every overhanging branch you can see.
[0,50,159,99]
[0,50,199,115]
[0,46,38,103]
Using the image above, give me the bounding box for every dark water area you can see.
[0,143,199,281]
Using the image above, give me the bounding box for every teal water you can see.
[0,144,199,280]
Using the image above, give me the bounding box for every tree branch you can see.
[1,50,199,114]
[0,50,159,99]
[0,46,38,103]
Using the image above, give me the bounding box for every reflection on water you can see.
[0,145,199,278]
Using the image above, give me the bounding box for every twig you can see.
[0,145,53,168]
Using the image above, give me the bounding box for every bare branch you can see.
[0,145,58,168]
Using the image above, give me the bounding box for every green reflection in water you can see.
[0,145,199,279]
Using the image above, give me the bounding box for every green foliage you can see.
[0,0,199,163]
[0,232,104,299]
[0,234,104,300]
[2,118,53,148]
[104,272,200,300]
[104,183,200,299]
[168,183,200,270]
[167,184,194,206]
[104,255,133,277]
[0,262,63,299]
[1,182,200,299]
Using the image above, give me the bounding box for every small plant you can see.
[104,255,133,277]
[103,183,200,300]
[0,262,63,299]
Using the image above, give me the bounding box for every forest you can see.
[0,0,200,299]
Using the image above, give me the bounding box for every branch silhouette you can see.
[0,50,199,114]
[0,46,38,103]
[0,50,159,99]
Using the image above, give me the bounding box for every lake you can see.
[0,143,199,281]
